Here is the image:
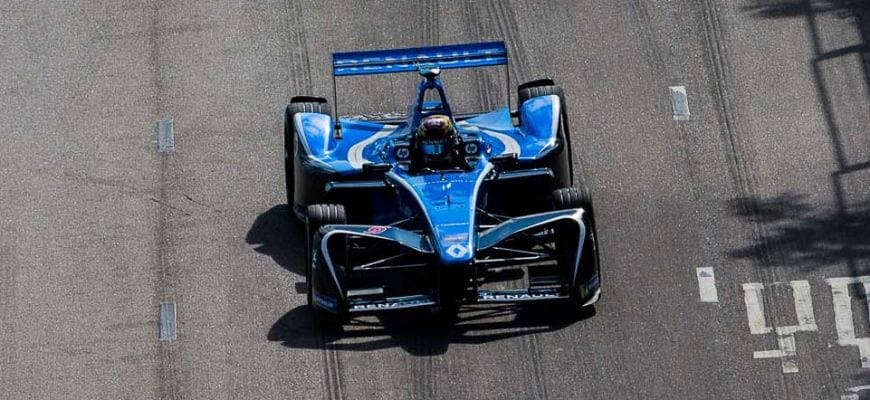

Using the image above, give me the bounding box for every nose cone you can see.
[421,178,476,265]
[387,164,493,265]
[433,222,475,264]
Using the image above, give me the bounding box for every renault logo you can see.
[445,244,469,258]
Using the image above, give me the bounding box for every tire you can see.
[552,187,600,311]
[305,204,347,326]
[518,81,563,107]
[284,97,331,220]
[552,186,593,216]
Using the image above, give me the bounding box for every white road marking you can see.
[157,116,175,153]
[743,281,817,373]
[841,385,870,400]
[742,283,771,334]
[789,281,817,329]
[696,267,719,302]
[669,86,690,121]
[826,276,870,368]
[159,301,177,342]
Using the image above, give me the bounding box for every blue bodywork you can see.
[295,42,598,317]
[295,94,562,264]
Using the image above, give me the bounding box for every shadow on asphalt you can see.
[246,204,306,276]
[726,194,870,277]
[734,0,870,278]
[248,204,593,354]
[267,303,594,356]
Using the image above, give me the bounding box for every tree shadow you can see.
[245,204,306,276]
[742,0,867,19]
[727,193,870,275]
[737,0,870,278]
[268,303,594,356]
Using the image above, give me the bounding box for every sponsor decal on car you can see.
[445,244,469,258]
[479,292,561,301]
[314,293,338,312]
[350,297,430,311]
[442,233,469,243]
[366,225,388,234]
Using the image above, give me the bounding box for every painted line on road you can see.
[669,86,690,121]
[744,281,817,374]
[159,301,177,342]
[157,116,175,153]
[742,283,771,334]
[696,267,718,302]
[826,276,870,368]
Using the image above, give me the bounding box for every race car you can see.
[283,41,600,325]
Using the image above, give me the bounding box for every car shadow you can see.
[250,203,593,354]
[267,303,594,356]
[246,204,306,276]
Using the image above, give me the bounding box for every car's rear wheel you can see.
[306,203,347,327]
[285,97,331,221]
[552,187,599,311]
[518,79,563,107]
[517,80,574,187]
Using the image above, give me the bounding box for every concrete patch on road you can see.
[159,301,177,342]
[826,276,870,369]
[696,267,719,302]
[157,116,175,153]
[669,86,690,121]
[742,281,817,373]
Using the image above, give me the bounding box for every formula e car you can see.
[283,41,599,325]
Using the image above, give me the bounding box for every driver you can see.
[411,114,465,171]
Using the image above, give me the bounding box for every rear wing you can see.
[332,41,507,76]
[330,41,510,118]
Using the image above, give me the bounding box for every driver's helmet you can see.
[417,114,457,157]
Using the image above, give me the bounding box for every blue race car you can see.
[284,42,599,325]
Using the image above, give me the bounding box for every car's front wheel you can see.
[306,203,348,327]
[552,187,600,311]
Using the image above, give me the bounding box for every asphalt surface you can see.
[1,0,869,399]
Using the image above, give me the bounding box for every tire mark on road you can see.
[460,0,535,110]
[147,0,183,398]
[626,0,670,78]
[319,329,346,400]
[280,0,313,94]
[486,0,532,85]
[417,0,440,46]
[279,4,347,398]
[523,332,550,400]
[410,335,437,400]
[697,1,810,394]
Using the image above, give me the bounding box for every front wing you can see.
[308,209,600,315]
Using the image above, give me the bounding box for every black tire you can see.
[552,187,599,311]
[284,97,330,220]
[552,186,593,215]
[518,81,563,107]
[305,204,347,326]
